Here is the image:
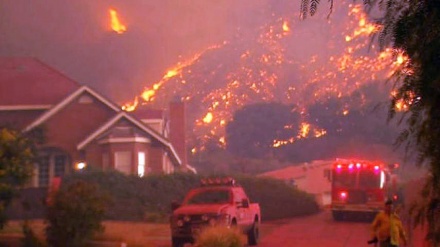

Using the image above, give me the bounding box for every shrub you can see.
[236,175,320,220]
[194,226,244,247]
[45,180,108,247]
[61,170,319,222]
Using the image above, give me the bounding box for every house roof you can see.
[0,57,80,106]
[23,85,121,132]
[77,112,182,167]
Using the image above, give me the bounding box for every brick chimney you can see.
[169,98,187,167]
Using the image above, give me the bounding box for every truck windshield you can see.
[186,189,231,205]
[333,170,381,189]
[333,171,356,188]
[358,170,381,188]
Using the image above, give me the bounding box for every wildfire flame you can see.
[299,122,310,138]
[123,2,410,150]
[109,8,127,34]
[282,20,290,34]
[122,43,226,111]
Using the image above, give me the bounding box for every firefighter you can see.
[370,199,407,247]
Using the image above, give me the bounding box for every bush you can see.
[45,180,108,247]
[63,170,201,221]
[236,175,320,220]
[194,226,244,247]
[62,170,319,222]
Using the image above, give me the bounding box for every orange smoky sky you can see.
[0,0,347,102]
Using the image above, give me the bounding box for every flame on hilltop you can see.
[282,20,290,34]
[122,43,226,111]
[123,2,410,151]
[109,8,127,34]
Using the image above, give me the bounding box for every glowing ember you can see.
[203,112,213,124]
[344,5,380,41]
[109,8,127,34]
[122,97,138,111]
[282,20,290,34]
[314,129,327,138]
[299,122,310,138]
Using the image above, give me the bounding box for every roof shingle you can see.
[0,57,80,106]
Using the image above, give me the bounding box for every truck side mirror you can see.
[171,201,181,211]
[241,199,249,208]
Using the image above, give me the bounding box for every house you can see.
[0,57,190,188]
[259,160,333,206]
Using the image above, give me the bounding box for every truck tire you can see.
[332,210,344,221]
[247,221,259,246]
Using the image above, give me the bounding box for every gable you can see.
[29,90,121,155]
[77,112,182,167]
[24,86,120,132]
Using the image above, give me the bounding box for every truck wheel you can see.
[332,211,344,221]
[247,222,259,246]
[172,237,185,247]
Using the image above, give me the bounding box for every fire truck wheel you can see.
[332,211,344,221]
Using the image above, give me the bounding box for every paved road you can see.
[163,209,427,247]
[258,210,372,247]
[258,209,427,247]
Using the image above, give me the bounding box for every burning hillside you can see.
[0,0,409,155]
[123,2,407,152]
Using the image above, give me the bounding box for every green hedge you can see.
[62,170,319,222]
[235,175,320,220]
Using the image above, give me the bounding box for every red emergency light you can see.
[333,160,384,172]
[348,163,354,170]
[339,191,348,200]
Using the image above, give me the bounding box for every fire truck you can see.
[328,159,399,221]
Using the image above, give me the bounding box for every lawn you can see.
[0,220,280,247]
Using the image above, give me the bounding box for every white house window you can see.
[54,155,66,177]
[38,156,50,187]
[138,152,146,177]
[114,151,132,175]
[37,153,68,187]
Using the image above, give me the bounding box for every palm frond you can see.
[300,0,309,20]
[327,0,334,19]
[310,0,320,16]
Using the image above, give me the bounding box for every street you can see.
[258,210,371,247]
[258,209,426,247]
